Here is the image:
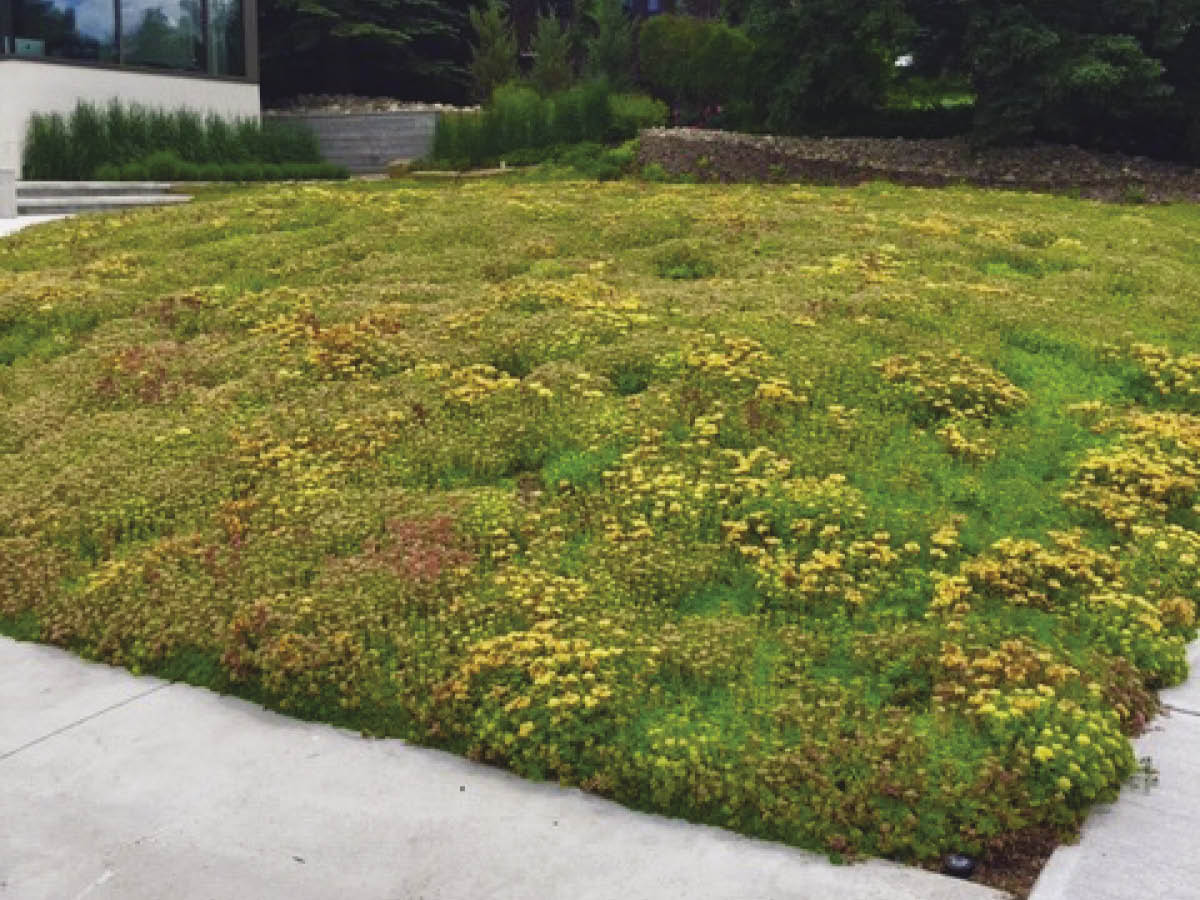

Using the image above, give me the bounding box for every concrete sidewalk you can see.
[1029,637,1200,900]
[0,214,68,238]
[0,638,1002,900]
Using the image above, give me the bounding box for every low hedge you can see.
[94,152,349,182]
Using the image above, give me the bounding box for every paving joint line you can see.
[1163,702,1200,717]
[0,683,171,762]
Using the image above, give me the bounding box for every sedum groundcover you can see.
[1,178,1197,871]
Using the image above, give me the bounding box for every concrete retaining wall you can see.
[265,111,438,174]
[0,169,15,219]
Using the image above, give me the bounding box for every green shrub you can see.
[556,141,636,180]
[551,88,586,144]
[638,15,753,117]
[638,14,752,116]
[430,83,654,171]
[500,145,558,166]
[247,119,321,164]
[638,14,698,108]
[67,102,108,182]
[691,21,753,110]
[197,162,224,181]
[609,93,668,139]
[234,162,265,182]
[433,84,554,168]
[94,163,122,181]
[493,83,551,151]
[22,113,72,180]
[641,161,669,181]
[580,81,614,143]
[174,109,206,162]
[604,139,638,174]
[120,161,149,181]
[105,101,149,167]
[432,111,483,168]
[144,150,185,181]
[203,114,243,163]
[146,110,178,158]
[318,162,350,180]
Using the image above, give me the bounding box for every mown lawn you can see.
[2,176,1197,876]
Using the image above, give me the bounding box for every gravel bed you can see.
[266,95,478,115]
[638,128,1200,202]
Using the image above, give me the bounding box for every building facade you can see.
[0,0,259,175]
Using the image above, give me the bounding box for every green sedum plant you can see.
[1,178,1197,893]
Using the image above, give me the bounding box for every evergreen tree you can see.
[583,0,633,88]
[964,1,1192,147]
[530,10,574,95]
[904,0,1200,151]
[469,0,520,101]
[740,0,913,134]
[257,0,472,103]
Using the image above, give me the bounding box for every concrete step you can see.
[17,181,178,198]
[17,194,193,215]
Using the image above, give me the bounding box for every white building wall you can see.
[0,61,260,176]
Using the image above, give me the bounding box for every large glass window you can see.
[206,0,241,76]
[120,0,201,70]
[11,0,117,61]
[1,0,244,74]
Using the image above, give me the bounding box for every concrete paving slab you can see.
[0,639,167,755]
[1031,638,1200,900]
[0,214,67,238]
[0,638,1005,900]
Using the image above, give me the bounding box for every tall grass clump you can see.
[22,101,324,179]
[431,82,664,169]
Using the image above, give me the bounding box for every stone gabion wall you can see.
[635,128,968,188]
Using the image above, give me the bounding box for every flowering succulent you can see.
[2,177,1197,883]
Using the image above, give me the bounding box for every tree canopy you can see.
[257,0,476,103]
[256,0,1200,160]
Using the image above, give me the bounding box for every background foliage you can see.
[256,0,1200,160]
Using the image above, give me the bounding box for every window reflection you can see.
[12,0,117,61]
[206,0,241,76]
[120,0,201,70]
[2,0,244,74]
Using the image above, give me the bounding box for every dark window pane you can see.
[120,0,201,69]
[2,0,13,55]
[206,0,242,76]
[12,0,117,61]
